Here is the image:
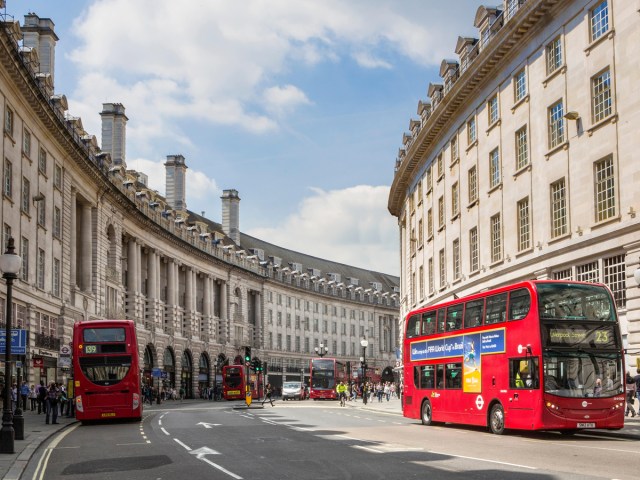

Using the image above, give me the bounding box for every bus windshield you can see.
[224,368,242,388]
[79,355,132,386]
[543,351,622,398]
[312,360,336,389]
[537,283,615,321]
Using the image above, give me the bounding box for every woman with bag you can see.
[625,371,636,417]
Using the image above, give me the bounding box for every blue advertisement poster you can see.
[0,329,28,355]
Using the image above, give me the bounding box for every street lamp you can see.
[0,237,22,454]
[314,343,328,358]
[360,338,369,383]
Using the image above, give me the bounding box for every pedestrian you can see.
[37,380,47,414]
[179,385,185,401]
[45,382,60,424]
[11,383,17,412]
[262,383,274,406]
[625,371,636,417]
[384,382,391,401]
[361,383,368,405]
[20,381,29,410]
[29,384,37,411]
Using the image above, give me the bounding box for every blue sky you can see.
[10,0,486,275]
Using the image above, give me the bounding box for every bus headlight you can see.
[133,393,140,410]
[76,396,84,413]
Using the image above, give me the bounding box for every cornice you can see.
[388,0,561,217]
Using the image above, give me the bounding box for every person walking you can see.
[625,371,636,417]
[28,384,37,411]
[20,381,29,411]
[262,383,274,406]
[37,380,47,414]
[45,382,59,424]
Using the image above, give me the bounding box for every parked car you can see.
[282,382,306,401]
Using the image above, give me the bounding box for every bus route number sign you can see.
[85,345,98,354]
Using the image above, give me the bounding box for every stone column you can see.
[70,189,77,288]
[220,281,227,321]
[148,250,157,300]
[80,202,92,291]
[127,238,136,295]
[203,275,212,317]
[185,267,194,312]
[167,260,176,307]
[134,241,141,295]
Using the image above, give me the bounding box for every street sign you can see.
[160,371,168,379]
[151,367,162,378]
[60,344,71,356]
[0,329,28,355]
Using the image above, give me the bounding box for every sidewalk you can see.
[0,408,77,480]
[345,395,402,415]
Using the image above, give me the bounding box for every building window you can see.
[37,248,45,289]
[419,265,424,300]
[553,269,572,281]
[576,261,599,283]
[437,153,443,180]
[411,272,416,305]
[451,182,459,217]
[426,165,432,191]
[4,106,13,137]
[489,148,501,188]
[53,258,61,297]
[488,94,499,125]
[54,164,62,189]
[3,159,12,198]
[439,249,446,289]
[450,135,458,162]
[410,226,416,256]
[418,219,423,247]
[428,258,434,294]
[37,196,45,226]
[438,196,445,229]
[590,0,609,42]
[38,148,47,174]
[603,254,626,308]
[469,227,479,272]
[467,117,476,144]
[23,129,31,157]
[592,68,612,123]
[427,208,433,238]
[21,236,28,282]
[452,239,461,280]
[517,197,531,252]
[468,166,478,204]
[514,69,527,102]
[21,177,30,214]
[3,224,11,251]
[548,100,565,149]
[545,36,562,75]
[551,178,568,238]
[515,126,529,170]
[490,214,502,263]
[594,155,615,222]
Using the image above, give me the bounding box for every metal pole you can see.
[0,265,16,453]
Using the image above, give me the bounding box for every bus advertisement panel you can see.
[403,281,624,434]
[310,358,347,400]
[73,320,142,422]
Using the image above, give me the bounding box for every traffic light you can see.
[262,360,268,375]
[244,346,251,363]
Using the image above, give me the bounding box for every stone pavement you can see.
[345,394,403,415]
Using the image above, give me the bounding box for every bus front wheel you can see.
[421,400,434,426]
[489,404,505,435]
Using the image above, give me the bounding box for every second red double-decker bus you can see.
[403,281,625,434]
[73,319,142,422]
[310,358,347,400]
[222,365,263,400]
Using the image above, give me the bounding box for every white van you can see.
[282,382,306,401]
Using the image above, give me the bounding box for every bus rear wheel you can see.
[421,399,434,426]
[489,404,505,435]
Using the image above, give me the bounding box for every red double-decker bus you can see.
[403,281,625,434]
[73,319,142,422]
[222,365,263,400]
[310,358,347,400]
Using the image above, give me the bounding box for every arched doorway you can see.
[163,347,176,392]
[181,350,193,399]
[198,352,210,398]
[143,345,155,389]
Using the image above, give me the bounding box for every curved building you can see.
[389,0,640,363]
[0,9,399,396]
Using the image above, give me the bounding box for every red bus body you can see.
[222,365,263,400]
[73,319,142,422]
[403,281,625,434]
[310,358,347,400]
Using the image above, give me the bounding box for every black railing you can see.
[35,332,60,350]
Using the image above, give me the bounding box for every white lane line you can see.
[116,442,150,446]
[161,427,170,435]
[199,456,243,479]
[354,445,384,453]
[174,438,192,451]
[428,450,537,470]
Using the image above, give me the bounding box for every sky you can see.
[9,0,487,275]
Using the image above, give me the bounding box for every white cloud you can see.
[247,185,399,275]
[263,85,312,116]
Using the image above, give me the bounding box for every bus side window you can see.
[485,293,507,324]
[509,288,531,320]
[422,311,437,335]
[414,366,420,387]
[420,365,435,389]
[436,364,445,388]
[406,314,421,338]
[437,309,446,333]
[464,299,484,328]
[446,304,464,331]
[446,363,462,389]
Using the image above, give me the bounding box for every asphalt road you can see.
[24,401,638,480]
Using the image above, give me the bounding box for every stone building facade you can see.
[0,9,400,396]
[388,0,640,365]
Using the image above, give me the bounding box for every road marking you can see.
[199,456,243,479]
[30,424,80,480]
[116,442,150,446]
[428,450,536,470]
[161,427,170,435]
[174,438,192,451]
[197,422,222,428]
[354,445,384,453]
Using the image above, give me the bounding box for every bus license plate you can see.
[577,422,595,428]
[101,412,116,418]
